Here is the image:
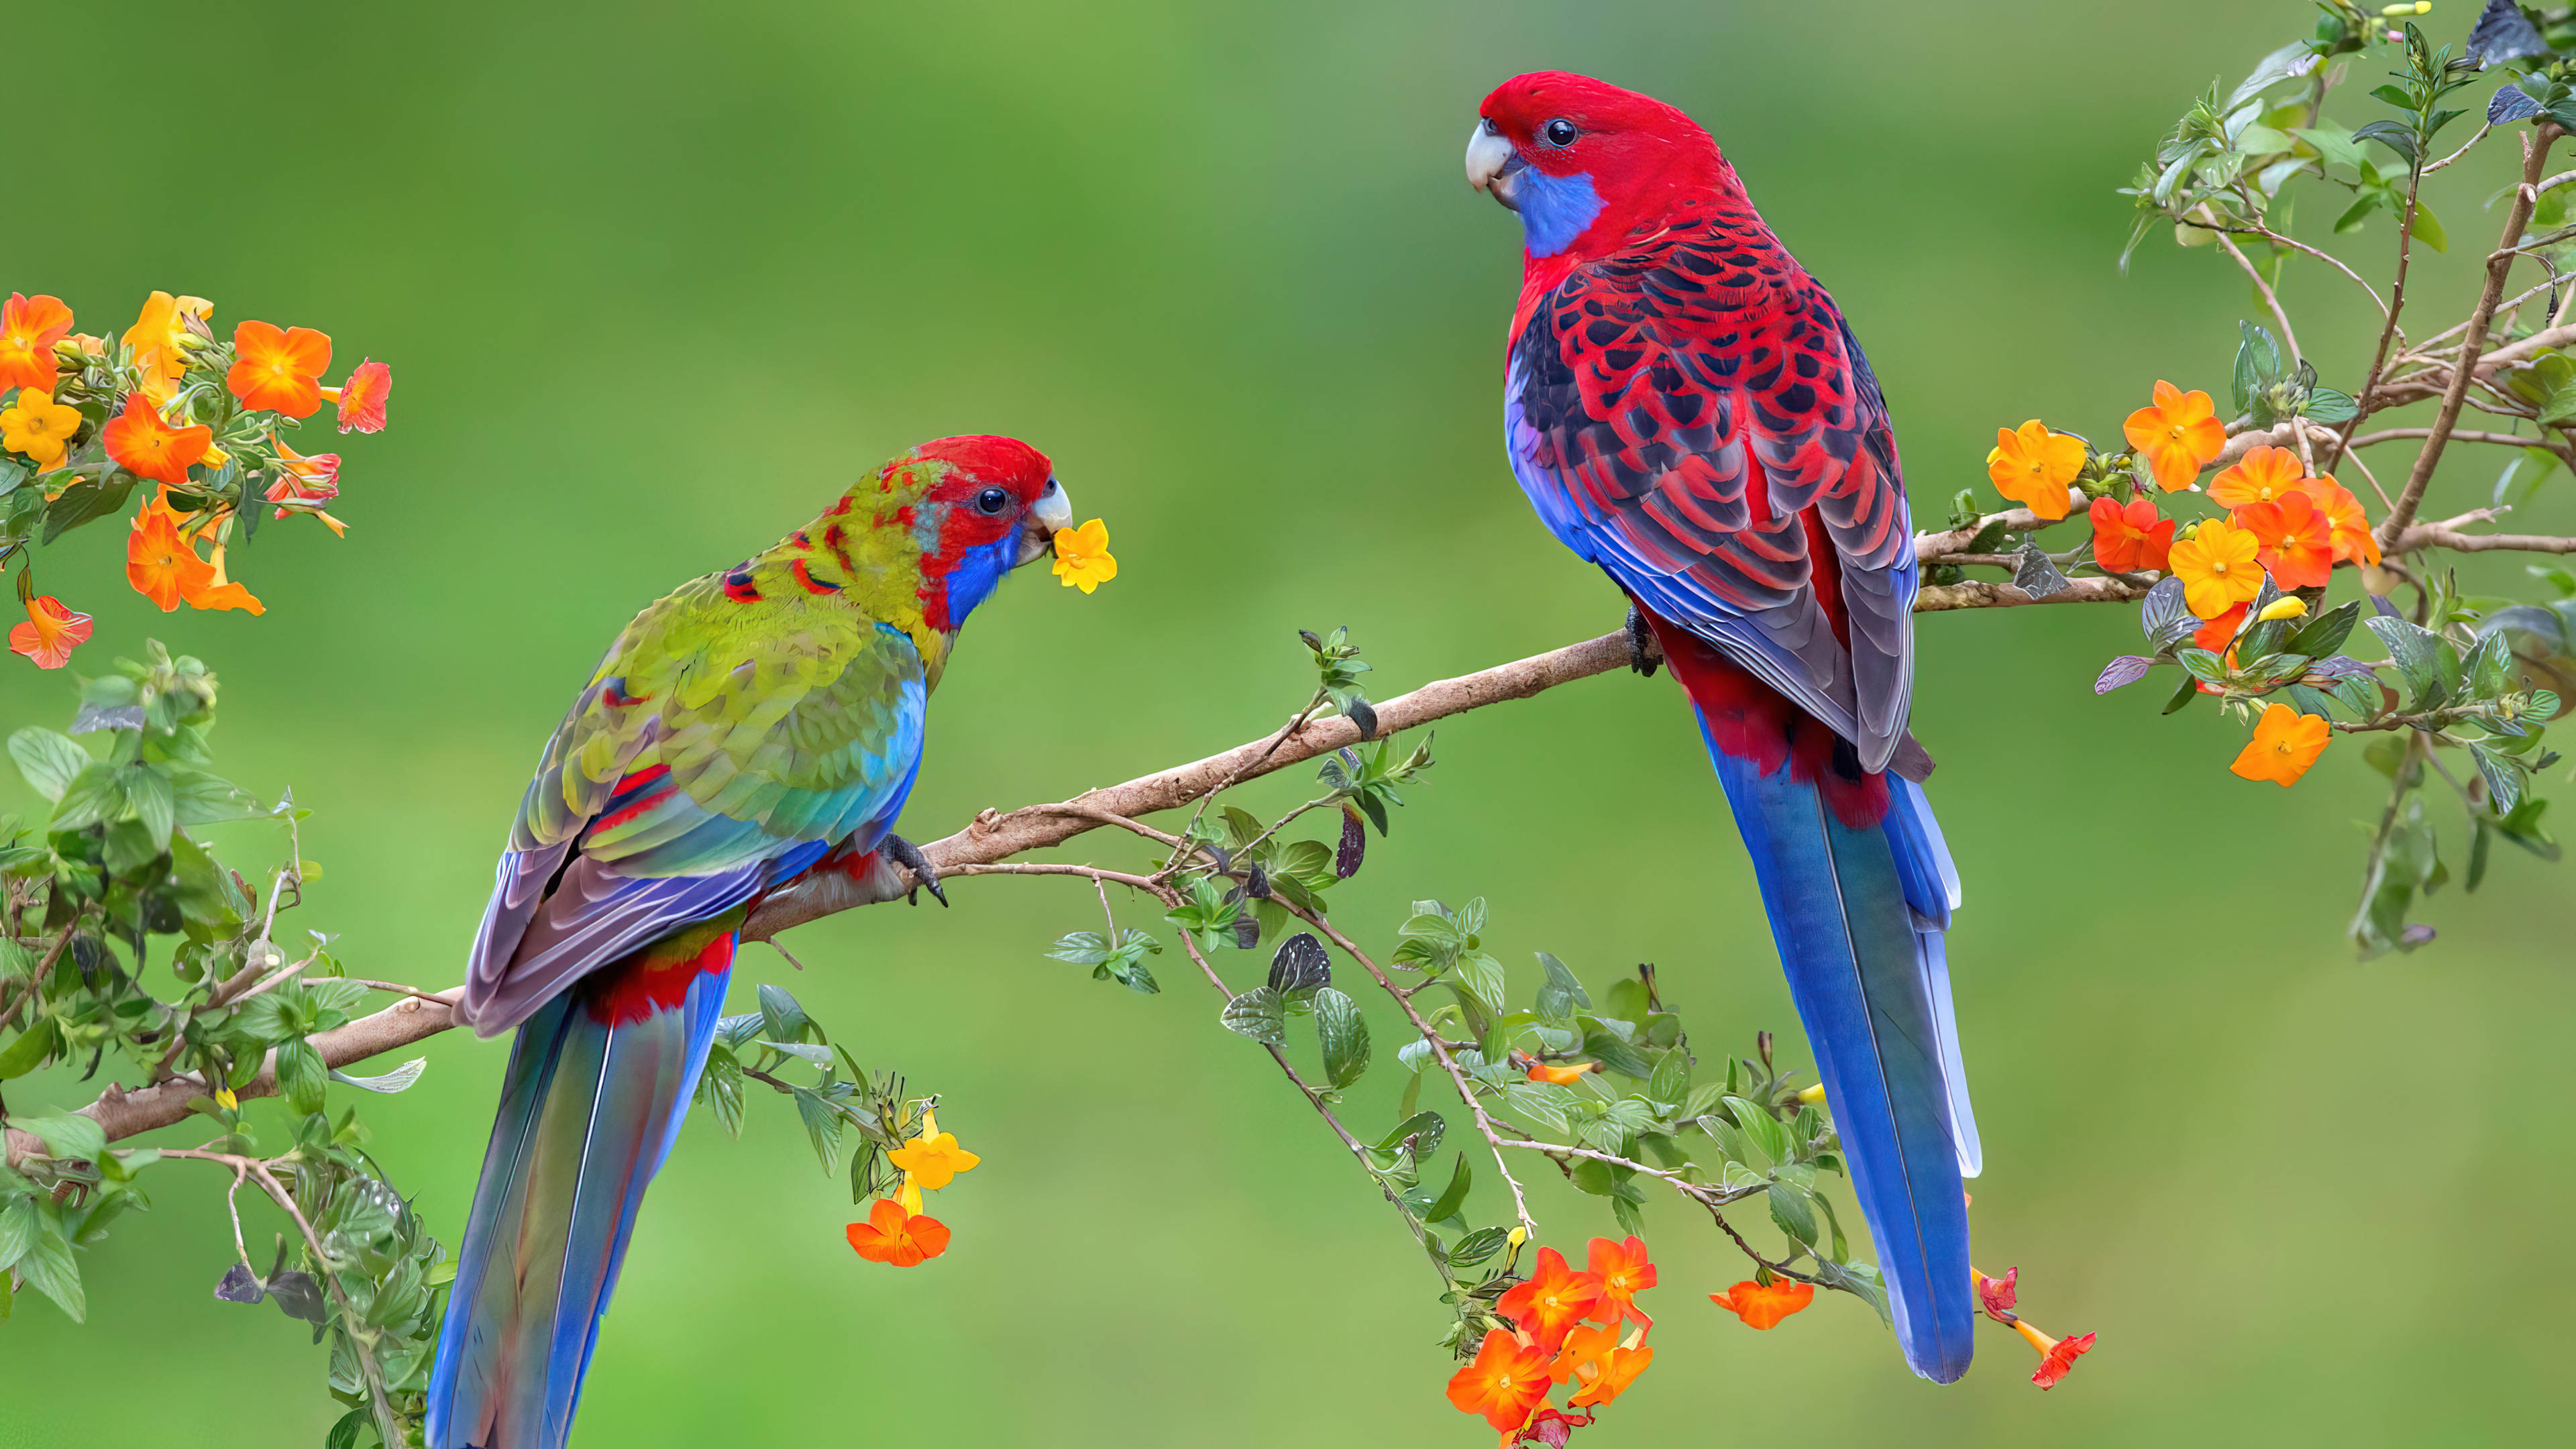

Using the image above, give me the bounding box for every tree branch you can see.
[2379,123,2563,551]
[0,515,2184,1170]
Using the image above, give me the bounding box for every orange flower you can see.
[2123,380,2226,491]
[2016,1322,2097,1389]
[0,293,74,391]
[843,1197,951,1267]
[103,392,211,486]
[2167,519,2265,619]
[9,595,92,670]
[2087,496,2174,574]
[1495,1247,1604,1351]
[227,321,332,418]
[1709,1276,1813,1329]
[2206,445,2312,510]
[123,292,213,402]
[1985,419,2084,521]
[2230,703,2330,786]
[1586,1235,1656,1328]
[2233,492,2334,589]
[1,386,82,467]
[334,358,390,434]
[1446,1329,1554,1433]
[1546,1321,1618,1381]
[1566,1339,1651,1409]
[2192,602,2246,653]
[2308,475,2381,566]
[1524,1058,1597,1087]
[125,494,263,615]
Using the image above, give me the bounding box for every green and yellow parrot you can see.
[425,435,1073,1449]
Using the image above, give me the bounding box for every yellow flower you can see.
[1051,517,1118,592]
[1,386,81,466]
[1985,420,2084,521]
[888,1125,982,1191]
[122,292,214,403]
[2230,703,2331,787]
[2255,596,2308,622]
[214,1087,238,1111]
[2167,518,2265,619]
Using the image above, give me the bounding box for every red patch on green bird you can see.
[722,568,761,602]
[792,559,840,594]
[582,930,735,1026]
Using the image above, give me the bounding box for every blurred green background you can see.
[7,0,2574,1442]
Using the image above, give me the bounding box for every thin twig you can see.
[1275,900,1538,1240]
[2379,124,2565,552]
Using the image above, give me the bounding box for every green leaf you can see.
[1723,1097,1789,1164]
[2286,600,2361,659]
[1768,1182,1819,1247]
[6,1113,104,1163]
[1448,1226,1509,1267]
[2471,743,2528,814]
[1426,1152,1472,1222]
[2410,199,2449,254]
[7,729,89,803]
[1533,952,1590,1022]
[1377,1110,1446,1159]
[1314,986,1371,1088]
[1504,1082,1574,1134]
[1219,986,1287,1047]
[757,983,810,1044]
[0,1196,37,1271]
[13,1227,83,1322]
[790,1086,845,1173]
[277,1040,328,1116]
[1452,951,1507,1013]
[1645,1049,1689,1107]
[0,1018,59,1081]
[38,474,136,545]
[2292,125,2366,171]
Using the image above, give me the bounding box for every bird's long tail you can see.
[1651,616,1980,1383]
[426,922,738,1448]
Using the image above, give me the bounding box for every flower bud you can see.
[1796,1083,1827,1106]
[2256,596,2308,622]
[1507,1226,1528,1249]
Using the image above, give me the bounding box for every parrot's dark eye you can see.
[972,486,1012,515]
[1543,117,1578,146]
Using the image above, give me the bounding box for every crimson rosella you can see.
[1466,74,1979,1382]
[425,436,1074,1447]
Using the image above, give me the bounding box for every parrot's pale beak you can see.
[1465,119,1525,212]
[1019,476,1073,567]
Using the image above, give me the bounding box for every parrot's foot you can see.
[1625,604,1664,679]
[881,834,947,907]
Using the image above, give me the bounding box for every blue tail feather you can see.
[1704,733,1976,1384]
[427,950,732,1448]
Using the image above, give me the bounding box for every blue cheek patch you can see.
[1520,170,1605,259]
[938,533,1019,626]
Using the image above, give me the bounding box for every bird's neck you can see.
[1512,169,1768,337]
[731,484,958,685]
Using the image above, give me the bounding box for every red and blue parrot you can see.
[1466,74,1979,1381]
[425,436,1074,1447]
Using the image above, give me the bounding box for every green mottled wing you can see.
[465,578,927,1031]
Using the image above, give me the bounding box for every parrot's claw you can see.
[882,834,947,907]
[1625,604,1664,679]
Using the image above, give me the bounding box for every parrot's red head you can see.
[1467,72,1733,269]
[881,435,1072,633]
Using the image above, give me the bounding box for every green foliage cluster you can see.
[1036,631,1894,1360]
[0,649,444,1446]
